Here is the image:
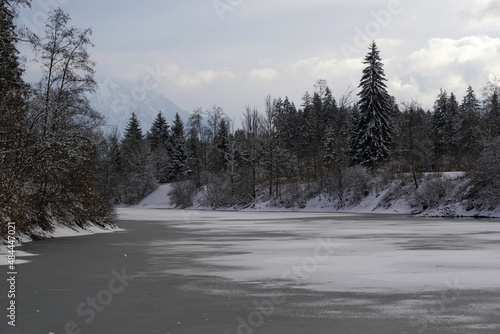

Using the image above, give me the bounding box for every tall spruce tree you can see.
[122,113,143,149]
[352,41,392,166]
[484,83,500,138]
[148,111,170,183]
[432,89,448,157]
[148,111,169,150]
[187,108,206,188]
[168,112,187,180]
[120,113,157,203]
[455,86,482,163]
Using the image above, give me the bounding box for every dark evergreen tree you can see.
[432,90,461,169]
[186,108,206,188]
[168,112,187,180]
[352,41,392,166]
[399,103,434,188]
[321,86,338,127]
[216,117,230,171]
[123,112,143,146]
[447,92,460,154]
[432,89,448,158]
[454,86,482,166]
[148,111,169,150]
[484,85,500,138]
[120,113,157,204]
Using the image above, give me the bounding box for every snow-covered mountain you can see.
[90,78,191,134]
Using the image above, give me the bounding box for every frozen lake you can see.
[120,209,500,293]
[119,209,500,333]
[2,209,499,333]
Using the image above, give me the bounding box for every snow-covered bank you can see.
[135,173,500,218]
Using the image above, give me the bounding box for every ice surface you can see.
[0,224,123,266]
[120,208,500,293]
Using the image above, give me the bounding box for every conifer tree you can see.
[447,92,460,154]
[168,112,187,180]
[187,108,206,188]
[484,83,500,138]
[432,89,448,157]
[123,113,143,145]
[216,117,230,171]
[120,113,157,203]
[352,41,392,166]
[148,111,169,150]
[455,86,481,161]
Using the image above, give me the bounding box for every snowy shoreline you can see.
[134,180,500,219]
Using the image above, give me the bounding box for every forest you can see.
[104,58,500,212]
[2,1,500,238]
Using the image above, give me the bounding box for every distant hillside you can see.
[90,78,191,134]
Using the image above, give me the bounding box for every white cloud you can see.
[175,68,236,87]
[388,35,500,106]
[248,68,278,81]
[142,63,236,88]
[291,56,363,80]
[408,36,500,68]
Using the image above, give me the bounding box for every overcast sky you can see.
[18,0,500,121]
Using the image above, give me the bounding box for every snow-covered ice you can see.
[120,208,500,293]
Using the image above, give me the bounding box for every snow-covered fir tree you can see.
[120,113,157,204]
[483,82,500,138]
[168,112,187,180]
[148,111,170,183]
[186,108,207,188]
[123,113,143,145]
[432,89,449,157]
[148,111,169,151]
[455,86,482,159]
[447,93,460,152]
[352,41,392,167]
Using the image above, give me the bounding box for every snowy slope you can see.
[137,174,500,218]
[135,183,175,208]
[91,78,191,133]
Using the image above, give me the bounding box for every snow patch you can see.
[134,183,175,209]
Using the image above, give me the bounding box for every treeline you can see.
[103,78,500,209]
[1,2,113,238]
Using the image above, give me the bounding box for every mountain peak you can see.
[91,78,191,134]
